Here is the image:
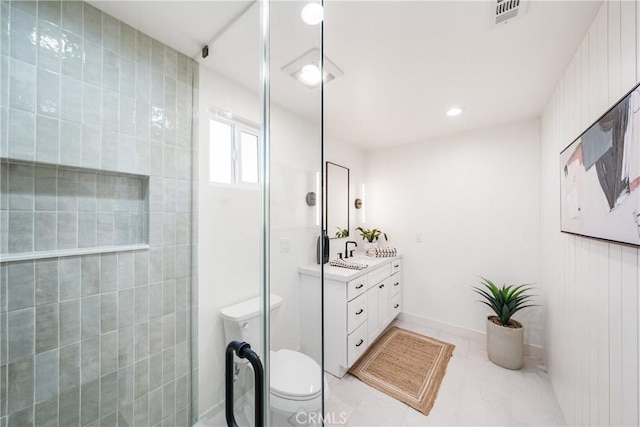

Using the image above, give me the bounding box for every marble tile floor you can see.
[200,319,565,426]
[324,319,566,426]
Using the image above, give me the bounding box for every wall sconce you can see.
[360,184,366,224]
[306,192,317,206]
[315,171,321,226]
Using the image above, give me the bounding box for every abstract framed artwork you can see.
[560,83,640,246]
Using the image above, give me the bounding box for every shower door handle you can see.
[226,341,264,427]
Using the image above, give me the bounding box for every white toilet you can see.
[220,294,327,424]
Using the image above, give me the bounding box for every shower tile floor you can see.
[324,319,566,426]
[203,319,566,426]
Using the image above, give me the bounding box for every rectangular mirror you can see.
[326,162,350,238]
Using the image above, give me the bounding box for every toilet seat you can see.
[270,349,323,401]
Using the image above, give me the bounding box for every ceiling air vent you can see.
[492,0,528,25]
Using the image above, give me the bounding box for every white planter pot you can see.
[486,317,524,370]
[363,242,378,250]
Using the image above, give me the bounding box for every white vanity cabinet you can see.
[365,259,402,346]
[299,256,402,378]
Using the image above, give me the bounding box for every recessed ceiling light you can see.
[446,107,463,117]
[301,3,324,25]
[299,64,322,86]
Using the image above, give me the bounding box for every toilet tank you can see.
[220,293,283,358]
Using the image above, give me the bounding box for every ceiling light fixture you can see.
[446,107,463,117]
[283,48,343,89]
[300,64,322,86]
[301,3,324,25]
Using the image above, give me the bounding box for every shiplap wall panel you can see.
[563,236,584,426]
[621,247,638,426]
[579,238,590,425]
[609,244,623,427]
[596,240,610,427]
[637,0,640,82]
[574,49,583,142]
[588,240,600,425]
[597,3,610,112]
[620,0,636,89]
[565,57,575,152]
[581,37,590,131]
[542,1,640,425]
[609,0,622,102]
[564,58,580,142]
[562,234,571,416]
[588,15,600,125]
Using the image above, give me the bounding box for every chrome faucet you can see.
[345,241,357,259]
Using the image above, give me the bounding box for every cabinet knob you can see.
[355,284,364,290]
[379,284,384,289]
[355,309,364,315]
[394,304,400,309]
[355,339,364,347]
[394,282,399,286]
[393,264,399,268]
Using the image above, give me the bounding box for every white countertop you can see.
[298,254,401,282]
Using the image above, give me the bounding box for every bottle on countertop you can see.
[317,231,329,264]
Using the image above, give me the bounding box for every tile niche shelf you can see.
[0,159,150,262]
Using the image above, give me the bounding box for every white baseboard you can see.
[398,311,545,361]
[197,399,225,426]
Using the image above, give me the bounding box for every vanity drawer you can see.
[367,264,391,287]
[391,259,402,275]
[347,322,368,366]
[391,293,401,317]
[347,276,368,301]
[391,275,401,296]
[347,294,367,334]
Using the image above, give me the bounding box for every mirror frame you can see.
[325,162,350,239]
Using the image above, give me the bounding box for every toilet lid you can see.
[270,350,322,400]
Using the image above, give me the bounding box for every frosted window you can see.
[210,119,233,183]
[240,131,259,183]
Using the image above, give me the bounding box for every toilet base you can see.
[270,406,323,427]
[243,393,323,427]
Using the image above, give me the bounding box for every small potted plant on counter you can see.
[355,227,388,250]
[472,277,536,370]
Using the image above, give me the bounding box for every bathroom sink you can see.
[347,256,387,266]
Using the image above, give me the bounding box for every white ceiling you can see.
[92,0,602,148]
[89,1,253,57]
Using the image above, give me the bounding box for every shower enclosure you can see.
[0,0,324,426]
[196,0,324,425]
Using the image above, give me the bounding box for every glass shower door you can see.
[194,1,266,425]
[267,1,324,425]
[197,0,325,425]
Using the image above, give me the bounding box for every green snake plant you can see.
[473,277,536,326]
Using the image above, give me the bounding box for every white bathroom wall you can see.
[365,119,543,348]
[541,1,640,425]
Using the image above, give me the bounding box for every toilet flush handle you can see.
[241,322,249,329]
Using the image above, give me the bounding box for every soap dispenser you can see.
[316,230,329,264]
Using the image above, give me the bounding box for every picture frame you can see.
[560,81,640,246]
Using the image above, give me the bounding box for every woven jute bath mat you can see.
[349,326,455,415]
